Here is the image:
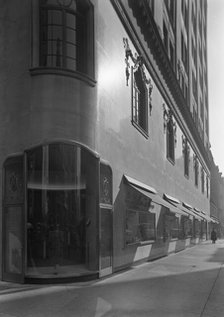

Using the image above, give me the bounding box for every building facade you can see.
[0,0,213,283]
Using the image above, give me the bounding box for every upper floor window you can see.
[181,33,188,72]
[148,0,154,16]
[201,167,205,193]
[164,0,175,29]
[164,108,176,163]
[181,0,188,30]
[193,155,199,187]
[132,66,149,136]
[39,0,94,77]
[206,176,209,198]
[182,136,190,177]
[163,22,169,53]
[170,41,175,71]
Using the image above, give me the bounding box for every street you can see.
[0,240,224,316]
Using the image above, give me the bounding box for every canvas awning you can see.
[181,202,198,219]
[123,175,186,216]
[210,215,219,224]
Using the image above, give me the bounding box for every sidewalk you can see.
[0,240,224,316]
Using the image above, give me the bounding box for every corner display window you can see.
[26,143,98,277]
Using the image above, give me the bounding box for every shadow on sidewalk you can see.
[0,243,224,316]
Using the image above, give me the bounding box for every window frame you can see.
[183,138,190,178]
[125,208,156,246]
[166,116,175,164]
[31,0,95,84]
[194,156,199,187]
[131,66,149,138]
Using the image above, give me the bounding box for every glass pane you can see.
[48,25,62,40]
[125,210,139,244]
[66,28,76,44]
[48,10,62,25]
[66,57,76,71]
[48,143,78,186]
[66,43,76,59]
[43,0,77,10]
[5,206,23,274]
[27,146,43,189]
[46,55,62,67]
[66,12,76,30]
[26,144,97,276]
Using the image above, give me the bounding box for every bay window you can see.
[39,0,94,77]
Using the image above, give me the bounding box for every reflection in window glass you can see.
[180,216,192,238]
[39,0,93,76]
[26,143,97,276]
[125,209,155,245]
[194,219,201,237]
[164,212,179,240]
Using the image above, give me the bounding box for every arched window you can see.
[39,0,94,76]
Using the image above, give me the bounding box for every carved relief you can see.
[123,38,153,115]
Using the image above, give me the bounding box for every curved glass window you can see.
[26,143,98,277]
[39,0,94,76]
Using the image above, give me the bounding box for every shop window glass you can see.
[26,143,97,276]
[125,209,156,245]
[194,219,201,237]
[125,185,155,245]
[180,216,192,238]
[39,0,94,76]
[201,220,206,239]
[164,211,179,240]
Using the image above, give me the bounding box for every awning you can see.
[164,195,199,220]
[182,202,201,220]
[123,175,185,216]
[210,215,219,224]
[124,175,157,194]
[163,193,181,205]
[200,211,214,222]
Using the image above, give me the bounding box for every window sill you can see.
[131,120,149,139]
[139,240,155,245]
[126,240,155,247]
[170,238,178,241]
[29,67,97,87]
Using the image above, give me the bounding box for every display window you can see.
[26,143,98,276]
[125,185,156,245]
[125,209,156,245]
[180,216,193,238]
[164,211,180,240]
[194,219,201,237]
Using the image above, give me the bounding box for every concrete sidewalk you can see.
[0,240,224,316]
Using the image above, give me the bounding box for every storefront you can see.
[2,141,112,283]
